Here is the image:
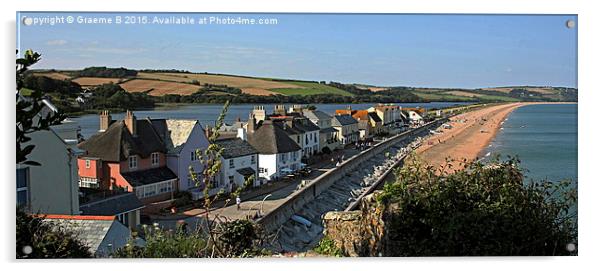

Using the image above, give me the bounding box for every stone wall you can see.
[322,193,400,257]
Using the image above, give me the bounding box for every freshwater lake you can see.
[68,102,470,139]
[484,103,578,183]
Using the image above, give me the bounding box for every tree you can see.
[16,209,93,258]
[373,156,577,256]
[16,50,66,165]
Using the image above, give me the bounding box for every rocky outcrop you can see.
[322,193,399,257]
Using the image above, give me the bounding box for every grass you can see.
[270,81,354,96]
[19,88,34,96]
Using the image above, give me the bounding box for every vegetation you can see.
[374,156,577,256]
[75,66,137,78]
[16,50,66,165]
[270,81,354,96]
[88,83,155,109]
[16,209,93,258]
[22,74,82,96]
[313,236,344,257]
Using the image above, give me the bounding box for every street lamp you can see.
[260,194,272,216]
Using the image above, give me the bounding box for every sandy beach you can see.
[414,102,566,172]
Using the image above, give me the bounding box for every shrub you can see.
[16,209,93,258]
[376,156,577,256]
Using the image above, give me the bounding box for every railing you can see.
[256,117,449,233]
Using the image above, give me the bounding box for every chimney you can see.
[252,106,266,122]
[274,104,286,116]
[247,113,256,134]
[205,124,212,139]
[99,110,112,132]
[124,110,136,136]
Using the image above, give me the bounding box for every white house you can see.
[246,120,303,181]
[17,98,82,215]
[302,109,341,152]
[215,138,259,192]
[151,119,209,192]
[404,110,424,125]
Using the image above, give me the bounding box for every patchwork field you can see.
[483,87,557,95]
[34,72,72,80]
[270,81,354,96]
[119,79,201,96]
[443,90,484,97]
[137,72,304,95]
[72,77,122,87]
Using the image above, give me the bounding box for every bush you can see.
[16,209,93,258]
[375,156,577,256]
[313,236,344,257]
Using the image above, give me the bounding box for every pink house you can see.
[77,111,177,203]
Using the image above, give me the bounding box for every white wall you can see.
[258,150,302,180]
[18,128,79,215]
[166,123,209,191]
[220,154,259,190]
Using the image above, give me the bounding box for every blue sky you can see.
[17,13,577,88]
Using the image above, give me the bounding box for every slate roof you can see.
[293,118,320,132]
[42,215,119,255]
[368,112,383,123]
[236,167,256,176]
[302,110,332,121]
[216,138,258,159]
[78,119,165,162]
[320,127,338,133]
[332,115,359,126]
[80,192,144,216]
[247,121,301,154]
[120,166,177,187]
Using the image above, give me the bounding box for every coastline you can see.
[414,102,570,172]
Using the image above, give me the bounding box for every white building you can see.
[246,120,303,181]
[302,109,341,152]
[17,98,82,215]
[151,119,210,192]
[215,138,260,192]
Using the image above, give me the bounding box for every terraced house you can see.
[246,118,303,181]
[302,109,341,153]
[331,114,360,145]
[77,111,178,204]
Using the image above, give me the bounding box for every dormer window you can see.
[151,153,160,166]
[129,156,138,169]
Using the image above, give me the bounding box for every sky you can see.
[17,12,577,88]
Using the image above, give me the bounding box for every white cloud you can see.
[46,39,67,46]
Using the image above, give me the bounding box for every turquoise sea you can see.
[483,103,578,183]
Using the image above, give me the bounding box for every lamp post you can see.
[260,194,272,216]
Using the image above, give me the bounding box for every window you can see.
[144,185,156,198]
[228,175,234,184]
[128,156,138,169]
[281,153,286,161]
[151,153,160,166]
[85,159,91,168]
[159,181,173,193]
[210,177,219,189]
[79,177,99,188]
[250,155,255,164]
[191,150,198,161]
[16,168,29,207]
[259,168,267,173]
[229,159,234,169]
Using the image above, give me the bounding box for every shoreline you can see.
[414,102,568,172]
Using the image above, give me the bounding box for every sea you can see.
[66,102,470,139]
[482,103,578,184]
